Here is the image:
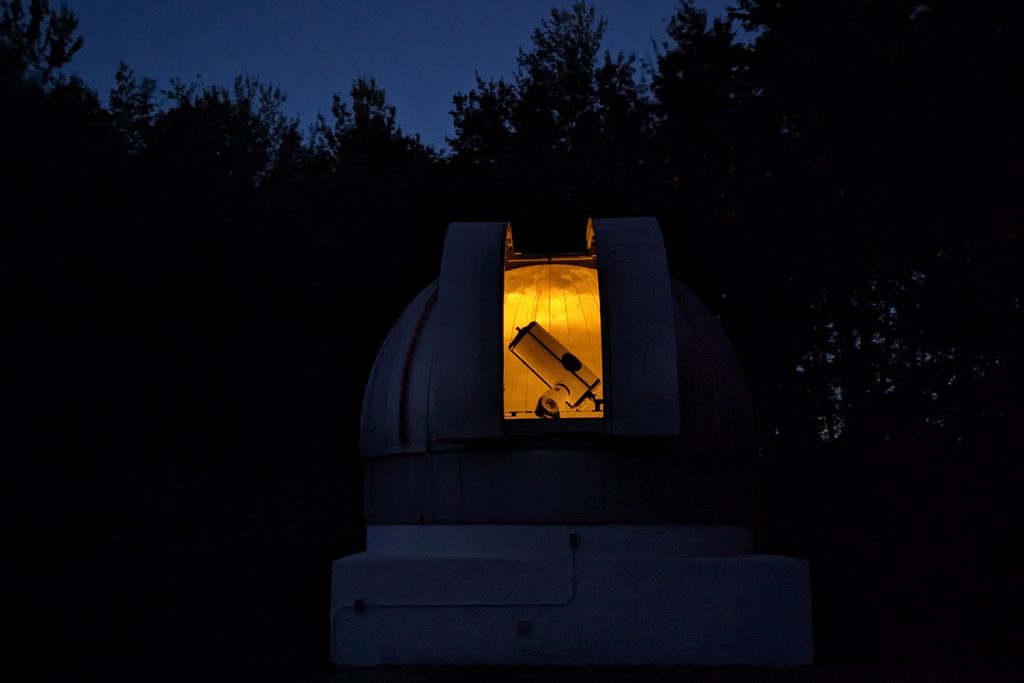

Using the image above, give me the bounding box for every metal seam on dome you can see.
[570,266,597,373]
[507,265,529,407]
[577,265,602,393]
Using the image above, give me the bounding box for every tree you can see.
[712,0,1022,455]
[311,76,431,175]
[650,1,747,288]
[514,1,609,150]
[0,0,82,88]
[448,75,516,165]
[151,75,301,190]
[108,61,158,154]
[448,1,650,248]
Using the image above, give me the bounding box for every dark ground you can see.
[324,665,1000,682]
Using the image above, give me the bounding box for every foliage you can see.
[150,75,302,190]
[0,0,82,87]
[310,76,434,180]
[449,1,653,246]
[108,61,158,154]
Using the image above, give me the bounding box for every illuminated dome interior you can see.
[503,263,603,419]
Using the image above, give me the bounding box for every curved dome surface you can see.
[358,218,754,525]
[360,275,753,459]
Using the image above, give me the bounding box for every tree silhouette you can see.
[149,75,300,191]
[0,0,82,88]
[449,1,649,249]
[311,76,433,180]
[108,61,157,154]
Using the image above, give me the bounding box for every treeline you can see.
[4,0,1020,676]
[5,0,1018,453]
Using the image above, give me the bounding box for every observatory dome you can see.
[335,218,812,668]
[359,218,755,525]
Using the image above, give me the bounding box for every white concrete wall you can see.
[331,525,811,666]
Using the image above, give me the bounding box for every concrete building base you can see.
[331,525,812,666]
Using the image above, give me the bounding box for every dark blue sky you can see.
[64,1,732,149]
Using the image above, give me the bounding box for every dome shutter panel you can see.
[592,217,681,436]
[428,222,507,441]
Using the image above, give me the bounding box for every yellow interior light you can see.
[503,263,603,420]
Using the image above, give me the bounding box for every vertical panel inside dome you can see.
[503,262,604,420]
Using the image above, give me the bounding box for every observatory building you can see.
[331,218,812,666]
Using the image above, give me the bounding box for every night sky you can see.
[64,0,731,149]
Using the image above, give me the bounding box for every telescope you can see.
[508,321,601,418]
